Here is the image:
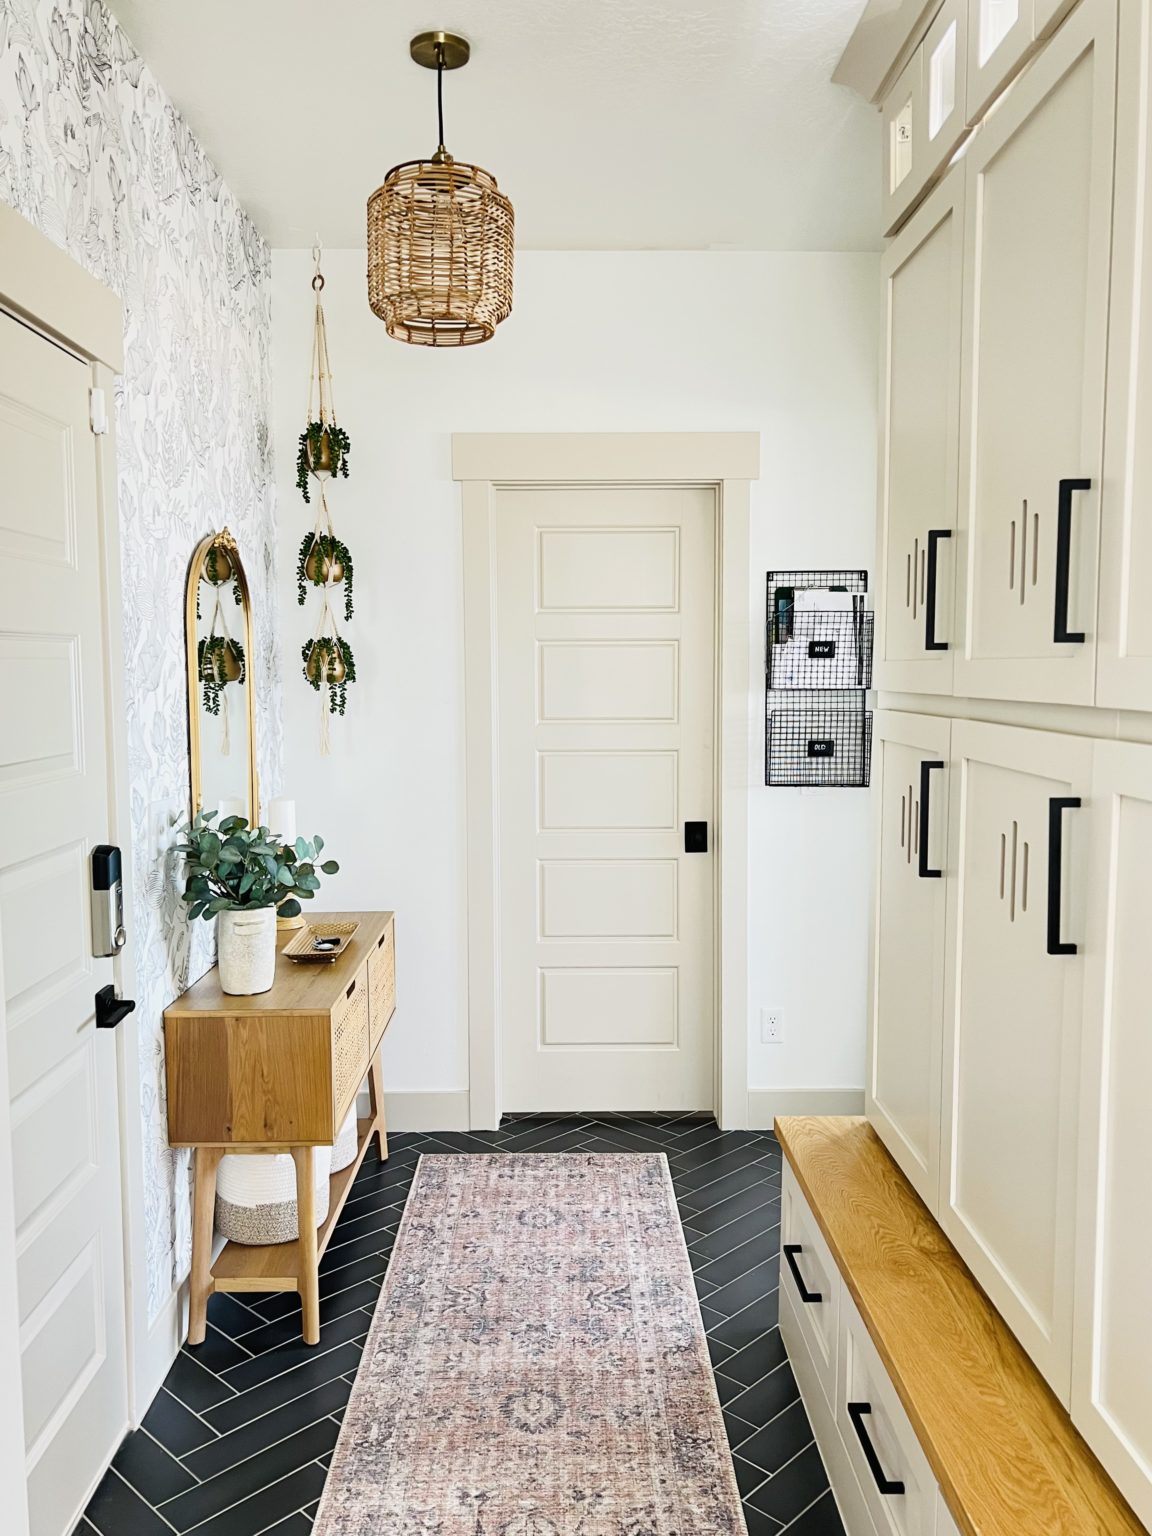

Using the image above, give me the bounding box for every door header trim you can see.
[453,431,760,484]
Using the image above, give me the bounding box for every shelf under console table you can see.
[164,910,397,1346]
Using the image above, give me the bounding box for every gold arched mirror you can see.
[185,529,259,824]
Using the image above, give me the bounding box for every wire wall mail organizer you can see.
[765,569,873,788]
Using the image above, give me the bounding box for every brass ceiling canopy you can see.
[367,30,514,347]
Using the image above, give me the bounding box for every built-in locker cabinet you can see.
[1072,740,1152,1530]
[924,0,969,170]
[1034,0,1079,37]
[867,712,951,1213]
[954,0,1116,706]
[966,0,1035,124]
[941,720,1091,1401]
[1096,0,1152,711]
[876,171,964,695]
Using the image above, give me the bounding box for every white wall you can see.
[272,248,879,1109]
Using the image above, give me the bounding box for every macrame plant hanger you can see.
[204,584,236,756]
[297,239,356,752]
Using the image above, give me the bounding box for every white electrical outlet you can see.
[760,1009,784,1045]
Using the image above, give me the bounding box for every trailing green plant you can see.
[197,635,246,716]
[296,420,351,502]
[178,811,340,921]
[296,531,354,621]
[302,635,356,716]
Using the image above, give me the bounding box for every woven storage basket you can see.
[330,1105,358,1174]
[216,1146,331,1246]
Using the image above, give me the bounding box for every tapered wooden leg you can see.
[292,1145,320,1345]
[188,1147,223,1346]
[368,1046,389,1162]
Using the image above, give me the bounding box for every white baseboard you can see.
[354,1088,471,1132]
[748,1088,864,1129]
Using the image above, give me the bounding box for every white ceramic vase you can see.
[217,906,278,995]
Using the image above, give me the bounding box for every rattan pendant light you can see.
[368,31,514,347]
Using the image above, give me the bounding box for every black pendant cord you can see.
[436,44,446,151]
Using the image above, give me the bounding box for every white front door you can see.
[0,311,128,1534]
[494,485,716,1113]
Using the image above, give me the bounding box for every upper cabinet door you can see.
[954,0,1116,707]
[1073,740,1152,1531]
[877,170,965,695]
[924,0,970,171]
[1096,1,1152,711]
[966,0,1036,123]
[941,720,1091,1402]
[883,49,926,235]
[868,711,952,1214]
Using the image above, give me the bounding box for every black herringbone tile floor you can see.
[75,1117,845,1536]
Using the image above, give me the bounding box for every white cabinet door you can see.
[966,0,1035,123]
[954,0,1116,706]
[877,171,965,695]
[924,0,970,172]
[1072,740,1152,1529]
[1096,0,1152,711]
[941,720,1091,1401]
[883,49,926,236]
[868,712,952,1213]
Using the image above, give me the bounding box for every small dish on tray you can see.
[283,920,360,964]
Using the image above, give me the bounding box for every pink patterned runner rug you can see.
[313,1153,748,1536]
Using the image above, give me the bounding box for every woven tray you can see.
[283,920,360,964]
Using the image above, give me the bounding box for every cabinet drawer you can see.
[331,965,370,1117]
[837,1290,938,1536]
[780,1163,839,1410]
[935,1494,963,1536]
[368,921,396,1049]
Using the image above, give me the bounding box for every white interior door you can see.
[954,0,1115,706]
[1073,740,1152,1529]
[868,711,952,1213]
[941,719,1090,1401]
[495,485,715,1113]
[0,311,128,1534]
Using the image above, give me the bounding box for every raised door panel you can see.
[1072,741,1152,1529]
[1096,0,1152,711]
[877,171,964,695]
[966,0,1035,123]
[883,49,926,236]
[941,720,1090,1401]
[868,713,951,1214]
[954,0,1115,706]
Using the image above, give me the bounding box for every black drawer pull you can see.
[783,1244,822,1304]
[918,760,945,880]
[346,978,357,999]
[925,529,951,652]
[1054,479,1090,644]
[1047,796,1080,956]
[848,1402,906,1496]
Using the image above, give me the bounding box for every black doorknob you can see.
[95,984,136,1030]
[684,821,708,853]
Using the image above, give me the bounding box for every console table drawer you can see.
[332,965,371,1118]
[368,921,396,1048]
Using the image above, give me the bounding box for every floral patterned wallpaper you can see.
[0,0,281,1322]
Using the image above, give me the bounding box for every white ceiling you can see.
[106,0,879,252]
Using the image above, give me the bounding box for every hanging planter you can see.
[296,530,354,622]
[296,247,359,746]
[198,634,246,715]
[302,634,356,716]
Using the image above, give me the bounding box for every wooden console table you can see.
[164,911,396,1346]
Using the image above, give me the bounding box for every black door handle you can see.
[1047,797,1080,956]
[782,1244,822,1304]
[1054,479,1090,644]
[847,1402,906,1496]
[95,984,135,1030]
[918,760,945,880]
[925,529,951,652]
[684,821,708,853]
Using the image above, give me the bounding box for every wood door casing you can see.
[494,485,716,1113]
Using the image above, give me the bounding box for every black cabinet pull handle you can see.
[1054,479,1090,644]
[95,984,135,1031]
[918,760,945,880]
[925,529,951,652]
[1047,796,1081,956]
[848,1402,906,1496]
[782,1244,822,1304]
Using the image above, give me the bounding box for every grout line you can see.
[178,1460,328,1535]
[92,1468,181,1534]
[776,1483,832,1532]
[133,1422,205,1486]
[156,1411,344,1507]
